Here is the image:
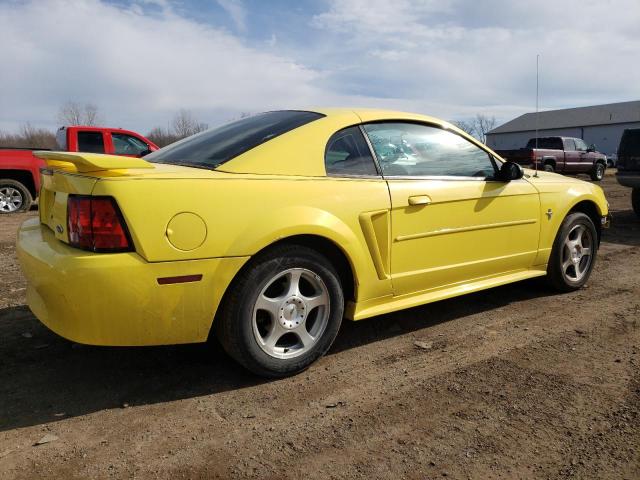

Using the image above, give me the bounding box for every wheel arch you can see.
[595,157,607,166]
[567,199,603,243]
[207,233,358,343]
[230,233,357,304]
[0,170,36,199]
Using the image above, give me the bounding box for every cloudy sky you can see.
[1,0,638,133]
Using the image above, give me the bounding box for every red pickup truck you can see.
[495,136,607,181]
[0,126,158,213]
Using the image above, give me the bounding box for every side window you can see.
[363,122,496,178]
[325,126,378,176]
[112,133,149,156]
[564,138,576,151]
[574,138,587,151]
[77,131,105,153]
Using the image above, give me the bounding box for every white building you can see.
[486,100,640,157]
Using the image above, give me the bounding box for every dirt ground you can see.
[0,171,638,480]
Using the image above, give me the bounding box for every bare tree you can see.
[146,126,179,148]
[449,114,497,144]
[451,119,475,136]
[473,114,496,144]
[84,103,100,125]
[58,101,103,126]
[0,123,56,148]
[171,109,208,138]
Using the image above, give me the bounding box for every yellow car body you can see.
[17,108,609,349]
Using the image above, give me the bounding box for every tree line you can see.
[0,102,210,149]
[0,101,498,150]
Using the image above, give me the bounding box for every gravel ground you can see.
[0,171,638,479]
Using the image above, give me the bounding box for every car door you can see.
[362,122,541,296]
[563,138,580,172]
[574,138,593,171]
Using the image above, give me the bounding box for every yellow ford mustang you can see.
[17,109,609,377]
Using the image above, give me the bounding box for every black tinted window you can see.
[363,122,496,178]
[325,126,378,176]
[77,131,105,153]
[526,137,563,150]
[146,111,324,169]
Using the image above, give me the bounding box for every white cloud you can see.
[0,0,322,132]
[216,0,247,33]
[0,0,638,133]
[310,0,640,121]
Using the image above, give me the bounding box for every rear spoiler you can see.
[33,151,155,173]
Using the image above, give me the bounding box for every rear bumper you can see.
[616,172,640,188]
[17,218,248,346]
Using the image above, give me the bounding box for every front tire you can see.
[590,162,605,181]
[0,179,32,213]
[215,244,344,378]
[632,188,640,218]
[546,212,598,292]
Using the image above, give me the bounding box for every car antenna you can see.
[534,54,540,178]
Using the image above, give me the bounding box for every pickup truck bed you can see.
[495,136,607,181]
[0,126,157,213]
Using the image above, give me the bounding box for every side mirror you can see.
[587,144,596,153]
[498,161,524,181]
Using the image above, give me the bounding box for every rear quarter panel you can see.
[91,175,394,303]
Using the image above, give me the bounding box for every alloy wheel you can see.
[252,268,330,359]
[561,224,594,282]
[0,187,23,213]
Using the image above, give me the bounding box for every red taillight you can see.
[67,196,132,252]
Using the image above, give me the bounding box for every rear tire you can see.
[590,162,605,181]
[544,163,555,173]
[546,212,598,292]
[215,244,344,378]
[632,188,640,218]
[0,179,32,213]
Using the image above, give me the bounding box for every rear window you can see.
[146,110,324,169]
[77,131,105,153]
[525,137,563,150]
[619,129,640,156]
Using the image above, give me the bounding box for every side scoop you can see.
[34,151,155,173]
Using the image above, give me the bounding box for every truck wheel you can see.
[546,212,598,292]
[590,162,605,181]
[0,179,32,213]
[215,244,344,378]
[632,188,640,218]
[544,163,555,173]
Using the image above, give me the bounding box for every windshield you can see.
[146,110,324,169]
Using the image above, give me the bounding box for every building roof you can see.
[488,100,640,135]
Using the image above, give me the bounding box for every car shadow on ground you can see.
[0,278,560,433]
[602,209,640,247]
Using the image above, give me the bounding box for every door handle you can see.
[408,195,432,206]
